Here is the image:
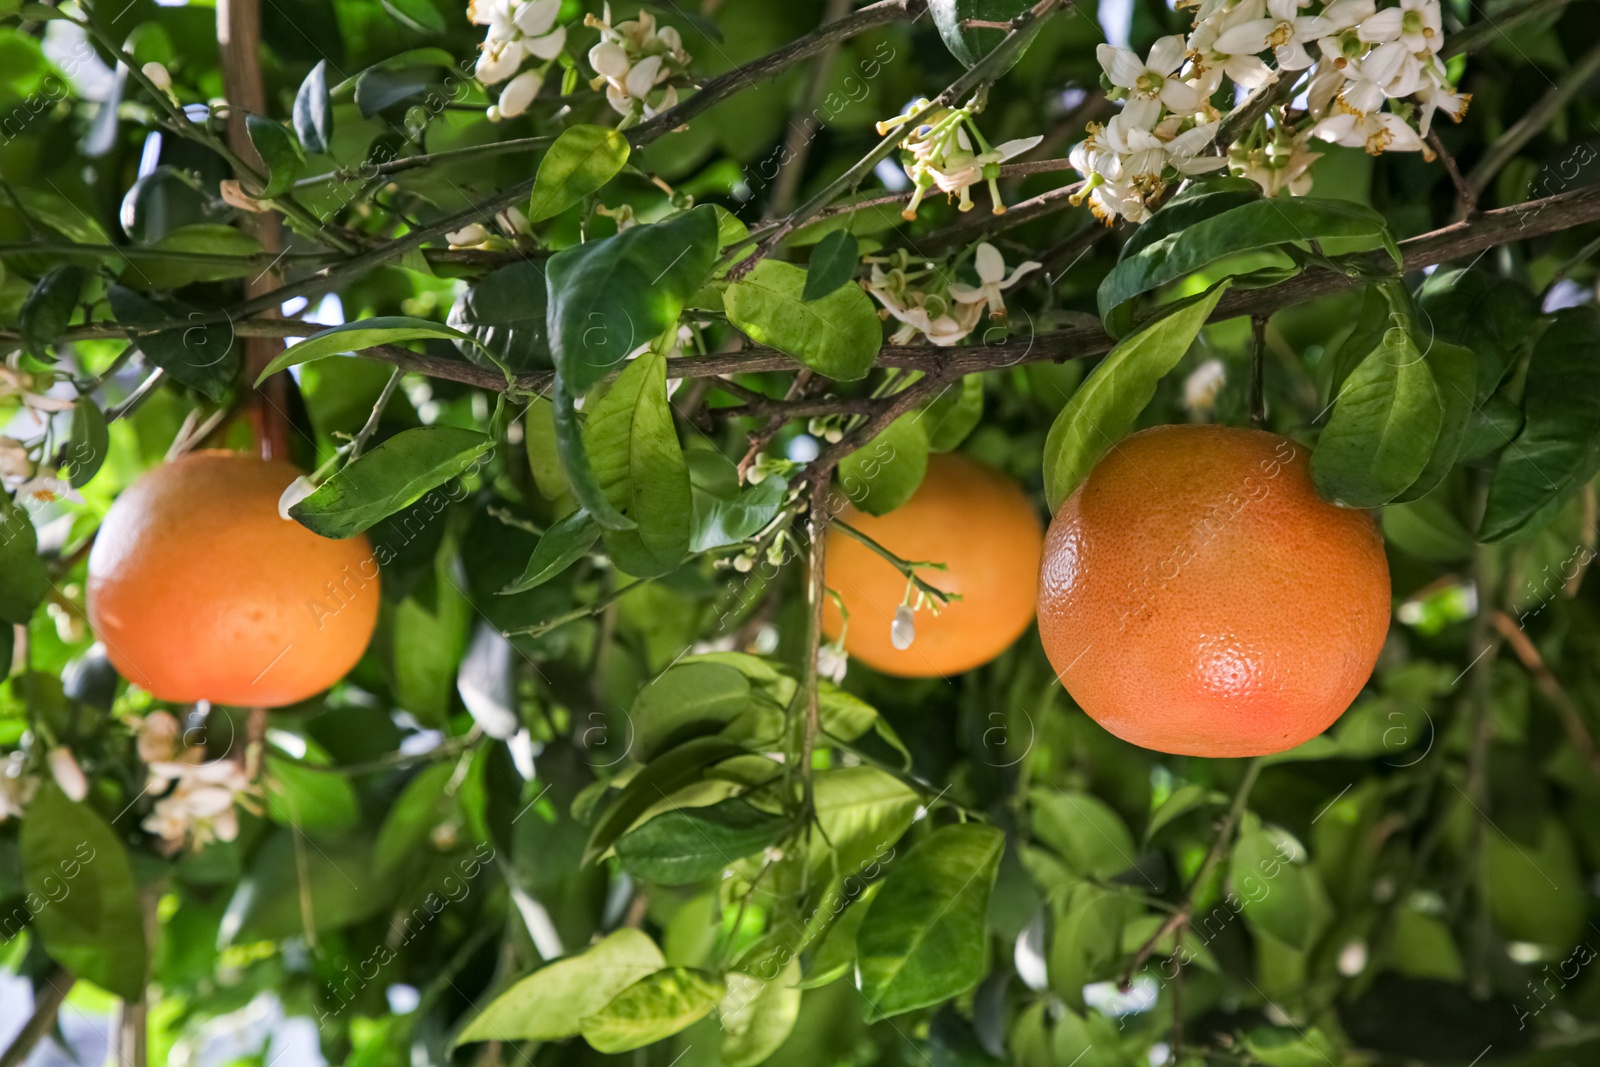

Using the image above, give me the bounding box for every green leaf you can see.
[1231,827,1323,950]
[583,736,747,864]
[527,125,631,223]
[20,783,148,999]
[62,398,109,489]
[1042,281,1230,510]
[615,798,788,884]
[20,264,83,358]
[1391,339,1476,503]
[580,967,726,1053]
[1480,307,1600,542]
[837,412,929,516]
[1480,816,1586,946]
[725,259,881,381]
[929,0,1041,75]
[721,957,802,1067]
[382,0,446,33]
[523,395,570,501]
[263,754,361,836]
[810,765,921,880]
[138,225,267,288]
[546,205,718,394]
[1029,790,1137,880]
[447,261,551,374]
[1243,1027,1341,1067]
[921,375,984,453]
[551,380,634,531]
[293,59,333,154]
[373,763,455,879]
[0,495,49,624]
[354,65,434,116]
[1311,326,1442,508]
[1117,177,1263,265]
[456,929,666,1044]
[857,823,1004,1018]
[583,349,692,576]
[1145,783,1224,843]
[291,425,492,538]
[256,317,487,383]
[1098,197,1389,330]
[686,448,786,552]
[633,660,753,760]
[246,114,305,199]
[1416,267,1538,400]
[803,230,860,302]
[106,285,238,401]
[501,508,599,593]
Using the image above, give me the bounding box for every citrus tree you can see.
[1,0,1599,1064]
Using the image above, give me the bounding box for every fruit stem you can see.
[832,518,960,608]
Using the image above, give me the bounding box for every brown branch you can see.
[1490,610,1600,773]
[1429,130,1479,217]
[0,969,73,1067]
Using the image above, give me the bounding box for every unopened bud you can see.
[49,747,88,802]
[891,604,915,650]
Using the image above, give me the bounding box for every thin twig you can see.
[1490,610,1600,773]
[833,517,958,606]
[0,968,73,1067]
[1428,130,1478,216]
[1249,314,1268,427]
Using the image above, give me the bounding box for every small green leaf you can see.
[726,259,881,381]
[583,736,747,865]
[263,754,360,836]
[20,264,83,358]
[857,822,1004,1018]
[633,661,753,760]
[291,425,492,538]
[447,261,551,374]
[382,0,446,33]
[580,967,726,1053]
[501,508,598,594]
[523,395,570,501]
[1043,281,1229,510]
[802,229,859,302]
[615,798,788,884]
[456,929,666,1045]
[0,495,49,624]
[293,59,333,154]
[1029,789,1136,880]
[246,114,304,199]
[21,784,149,999]
[1231,827,1323,950]
[837,412,929,516]
[63,398,109,489]
[546,206,718,393]
[551,379,634,531]
[921,374,984,453]
[686,447,785,552]
[257,317,487,383]
[1480,307,1600,542]
[354,65,433,116]
[527,125,631,223]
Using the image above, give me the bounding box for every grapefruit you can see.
[1037,425,1390,757]
[87,451,380,707]
[823,452,1043,677]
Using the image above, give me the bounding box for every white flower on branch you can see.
[585,5,691,124]
[1098,35,1207,128]
[492,68,545,121]
[1185,358,1228,417]
[1358,0,1443,55]
[1213,0,1334,71]
[950,243,1041,321]
[1312,105,1431,156]
[879,100,1042,218]
[471,0,566,86]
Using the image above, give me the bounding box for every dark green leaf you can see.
[929,0,1040,74]
[1391,339,1476,503]
[502,508,599,593]
[527,125,631,223]
[837,412,929,516]
[810,766,920,880]
[1043,281,1229,509]
[686,448,785,552]
[0,495,49,624]
[1481,307,1600,542]
[291,425,492,538]
[580,967,725,1053]
[1416,267,1539,400]
[20,264,83,358]
[921,374,984,453]
[583,736,747,864]
[63,398,108,489]
[447,261,551,373]
[1311,327,1442,507]
[137,225,265,288]
[108,285,236,401]
[382,0,445,33]
[857,823,1004,1018]
[551,379,634,531]
[354,66,433,116]
[726,259,881,381]
[256,317,487,383]
[20,783,148,999]
[615,798,788,884]
[1117,177,1263,265]
[246,114,304,199]
[545,206,718,394]
[293,59,333,154]
[803,230,860,302]
[633,661,753,760]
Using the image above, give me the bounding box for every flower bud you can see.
[49,747,88,802]
[142,62,172,92]
[891,604,915,650]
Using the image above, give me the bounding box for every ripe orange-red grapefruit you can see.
[87,451,380,707]
[1037,425,1390,757]
[823,452,1043,677]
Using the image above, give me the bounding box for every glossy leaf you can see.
[921,375,984,453]
[63,398,109,489]
[1231,828,1322,950]
[263,754,360,836]
[721,957,802,1067]
[21,783,148,999]
[501,508,599,593]
[291,425,492,538]
[802,229,859,302]
[256,317,488,383]
[633,660,753,760]
[1416,267,1538,400]
[837,411,929,516]
[523,395,570,501]
[0,495,50,624]
[1311,327,1442,507]
[811,766,921,880]
[583,736,747,864]
[1391,339,1476,503]
[527,125,631,223]
[545,205,718,394]
[1029,789,1137,880]
[856,822,1004,1018]
[580,967,726,1053]
[615,797,788,884]
[686,448,786,552]
[1480,307,1600,542]
[726,259,881,381]
[551,379,634,531]
[292,59,333,154]
[447,261,551,373]
[136,225,266,288]
[354,65,433,116]
[1117,176,1263,265]
[20,264,83,358]
[456,929,665,1044]
[1043,281,1229,510]
[929,0,1040,74]
[246,114,304,199]
[372,763,455,878]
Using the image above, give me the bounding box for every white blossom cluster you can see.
[137,712,259,853]
[0,351,83,509]
[863,243,1040,347]
[878,101,1045,219]
[1069,0,1469,223]
[469,0,567,121]
[584,5,692,125]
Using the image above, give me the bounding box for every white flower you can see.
[891,605,916,650]
[0,353,75,416]
[1214,0,1333,71]
[495,67,544,119]
[883,101,1043,219]
[0,754,37,821]
[0,437,32,486]
[141,62,172,92]
[1414,62,1470,135]
[585,4,691,123]
[48,747,87,802]
[1359,0,1443,54]
[446,222,491,247]
[142,756,256,853]
[474,0,565,87]
[1338,40,1423,113]
[476,37,524,84]
[15,475,81,510]
[1098,36,1204,128]
[817,643,848,684]
[1184,359,1228,416]
[138,711,181,764]
[1189,3,1275,96]
[950,243,1041,320]
[1312,108,1430,155]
